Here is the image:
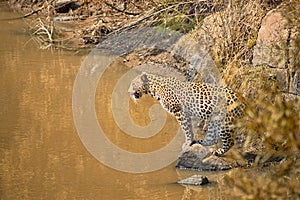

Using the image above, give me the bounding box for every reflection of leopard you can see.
[128,72,246,156]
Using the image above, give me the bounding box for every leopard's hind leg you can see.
[213,120,234,156]
[196,118,234,156]
[197,119,220,146]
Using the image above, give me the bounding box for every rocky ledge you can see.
[176,145,233,171]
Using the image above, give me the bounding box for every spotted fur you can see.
[128,72,246,156]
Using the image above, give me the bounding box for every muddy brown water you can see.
[0,3,248,200]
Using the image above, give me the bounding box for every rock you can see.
[171,34,218,83]
[252,10,289,69]
[178,175,209,186]
[196,2,265,65]
[55,0,80,13]
[288,27,300,95]
[176,144,232,171]
[252,9,300,95]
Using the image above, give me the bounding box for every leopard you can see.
[128,72,246,156]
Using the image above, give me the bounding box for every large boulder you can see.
[252,10,289,69]
[196,1,265,66]
[252,9,300,95]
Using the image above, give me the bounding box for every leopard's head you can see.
[128,72,149,100]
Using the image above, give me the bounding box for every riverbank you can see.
[7,0,162,49]
[6,0,281,49]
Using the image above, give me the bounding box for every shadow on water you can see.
[0,2,257,200]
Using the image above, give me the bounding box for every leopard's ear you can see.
[141,72,149,82]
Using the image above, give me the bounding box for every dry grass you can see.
[130,0,295,198]
[154,2,299,198]
[26,17,54,49]
[192,1,300,198]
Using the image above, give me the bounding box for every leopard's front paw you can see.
[212,148,226,156]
